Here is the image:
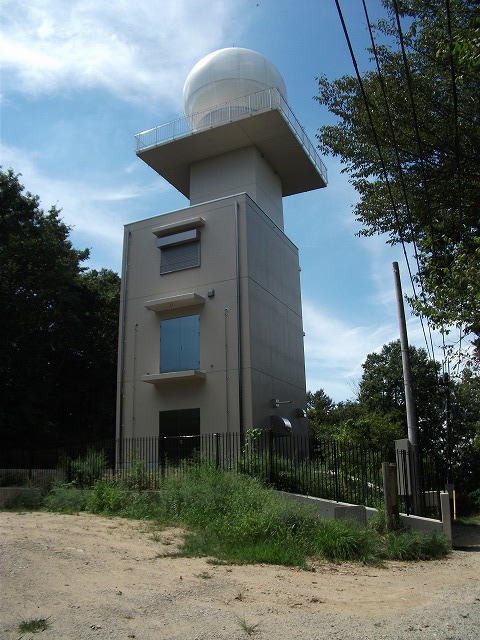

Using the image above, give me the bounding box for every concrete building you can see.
[116,48,327,451]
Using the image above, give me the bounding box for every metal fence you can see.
[395,446,444,518]
[1,433,444,516]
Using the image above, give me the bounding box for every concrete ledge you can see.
[142,370,206,384]
[276,491,452,540]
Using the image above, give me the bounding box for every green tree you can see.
[308,342,479,508]
[308,341,441,450]
[308,391,401,450]
[306,389,335,436]
[0,168,120,444]
[448,368,480,510]
[358,340,442,447]
[54,268,120,441]
[315,0,480,357]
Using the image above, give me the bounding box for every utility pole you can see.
[392,262,423,515]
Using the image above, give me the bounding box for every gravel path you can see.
[1,511,479,639]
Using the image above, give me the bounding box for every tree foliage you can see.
[315,0,480,356]
[447,368,480,507]
[0,168,120,444]
[308,341,441,449]
[358,340,442,445]
[308,339,480,511]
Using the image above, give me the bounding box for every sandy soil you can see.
[1,511,479,640]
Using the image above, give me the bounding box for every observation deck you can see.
[134,88,327,198]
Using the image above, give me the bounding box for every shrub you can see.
[30,465,451,567]
[59,449,108,488]
[43,483,89,513]
[87,481,129,514]
[3,488,44,510]
[385,531,451,560]
[118,450,160,490]
[467,488,480,514]
[367,507,388,534]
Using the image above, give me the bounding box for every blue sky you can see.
[1,0,444,401]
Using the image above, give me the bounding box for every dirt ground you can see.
[1,511,479,640]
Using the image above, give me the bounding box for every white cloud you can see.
[1,0,247,106]
[1,142,174,270]
[302,298,399,400]
[302,297,440,395]
[302,292,448,402]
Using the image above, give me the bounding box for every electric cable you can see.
[361,0,436,362]
[333,1,410,264]
[391,0,466,374]
[334,0,430,361]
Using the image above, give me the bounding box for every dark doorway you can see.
[159,408,200,464]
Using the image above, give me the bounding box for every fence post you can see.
[215,433,220,469]
[382,462,399,530]
[269,431,274,485]
[28,447,34,481]
[333,440,340,502]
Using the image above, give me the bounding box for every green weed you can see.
[3,488,44,510]
[43,483,88,513]
[59,449,108,488]
[29,465,450,567]
[18,617,50,633]
[237,615,260,635]
[384,531,451,560]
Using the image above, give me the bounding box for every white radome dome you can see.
[183,47,287,121]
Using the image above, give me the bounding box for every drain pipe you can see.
[224,308,230,434]
[117,229,131,465]
[234,201,244,444]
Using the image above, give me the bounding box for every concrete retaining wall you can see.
[276,491,452,540]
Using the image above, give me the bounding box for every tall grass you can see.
[38,465,450,567]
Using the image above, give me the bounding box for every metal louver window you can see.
[157,229,200,274]
[160,242,200,274]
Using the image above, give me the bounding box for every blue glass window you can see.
[160,315,200,372]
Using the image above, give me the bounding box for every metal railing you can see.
[1,433,388,507]
[1,433,444,517]
[134,88,328,186]
[396,446,443,519]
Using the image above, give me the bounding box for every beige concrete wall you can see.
[117,196,241,441]
[190,147,284,228]
[242,198,307,436]
[278,492,452,539]
[116,191,307,444]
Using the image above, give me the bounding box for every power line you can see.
[334,0,433,359]
[390,0,438,258]
[392,0,469,375]
[361,0,436,362]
